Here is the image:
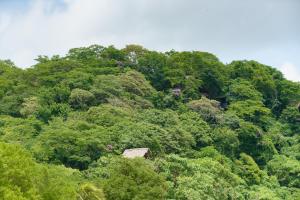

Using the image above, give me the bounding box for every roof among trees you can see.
[122,148,150,158]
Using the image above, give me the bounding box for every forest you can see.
[0,44,299,200]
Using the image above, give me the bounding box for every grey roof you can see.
[122,148,149,158]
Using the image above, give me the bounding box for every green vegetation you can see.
[0,45,299,199]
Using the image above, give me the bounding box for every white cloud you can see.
[0,14,11,33]
[279,62,300,82]
[0,0,127,67]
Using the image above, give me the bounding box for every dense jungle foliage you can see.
[0,44,299,200]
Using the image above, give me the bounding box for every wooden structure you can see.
[122,148,150,159]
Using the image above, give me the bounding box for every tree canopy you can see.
[0,45,299,199]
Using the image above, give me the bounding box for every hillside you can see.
[0,44,299,200]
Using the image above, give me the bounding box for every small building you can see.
[122,148,150,159]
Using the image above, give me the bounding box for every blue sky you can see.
[0,0,29,9]
[0,0,66,14]
[0,0,299,82]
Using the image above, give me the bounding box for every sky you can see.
[0,0,299,82]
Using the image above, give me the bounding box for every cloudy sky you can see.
[0,0,299,81]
